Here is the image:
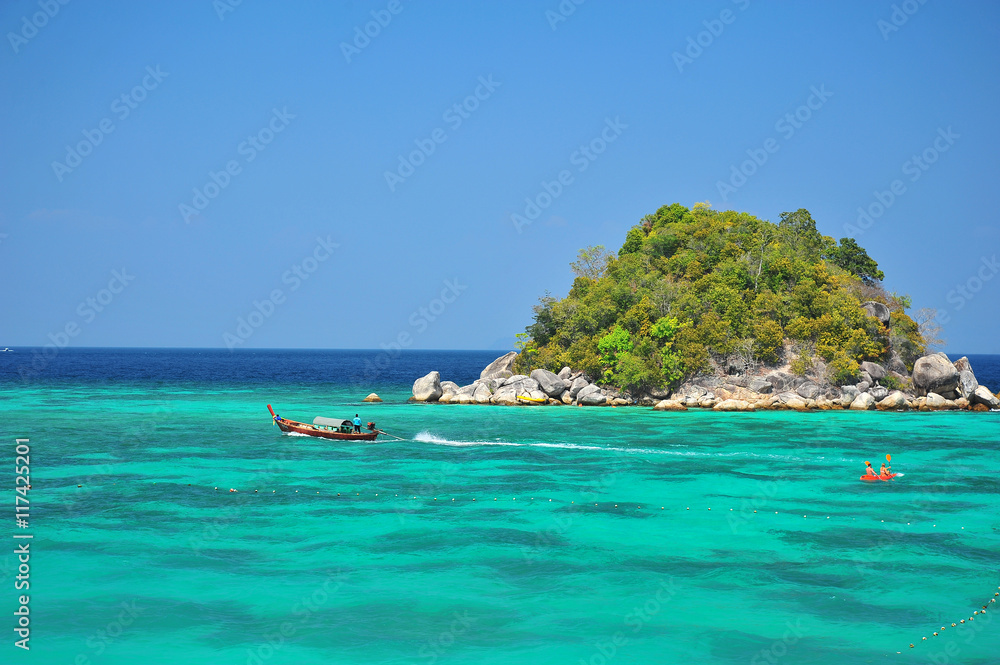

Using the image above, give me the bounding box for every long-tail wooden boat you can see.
[267,404,380,441]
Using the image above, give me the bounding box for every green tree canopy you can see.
[570,245,614,280]
[515,204,923,392]
[825,237,885,284]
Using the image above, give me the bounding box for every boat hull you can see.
[860,473,897,482]
[268,404,380,442]
[276,419,379,441]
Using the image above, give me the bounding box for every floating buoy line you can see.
[907,585,998,651]
[76,481,997,650]
[207,485,996,652]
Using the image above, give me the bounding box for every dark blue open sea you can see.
[1,349,998,664]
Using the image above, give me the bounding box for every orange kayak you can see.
[860,473,898,482]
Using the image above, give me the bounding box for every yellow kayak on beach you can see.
[517,394,547,403]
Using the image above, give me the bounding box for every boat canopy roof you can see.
[313,416,351,428]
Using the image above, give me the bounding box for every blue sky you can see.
[1,0,998,353]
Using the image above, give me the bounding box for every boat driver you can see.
[353,413,362,433]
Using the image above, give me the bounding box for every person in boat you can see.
[880,461,891,476]
[353,414,362,433]
[864,461,878,477]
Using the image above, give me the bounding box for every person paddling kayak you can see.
[861,455,899,482]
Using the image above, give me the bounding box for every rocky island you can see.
[412,203,999,412]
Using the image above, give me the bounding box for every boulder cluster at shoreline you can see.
[410,350,1000,413]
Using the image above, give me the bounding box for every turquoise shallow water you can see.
[3,351,1000,664]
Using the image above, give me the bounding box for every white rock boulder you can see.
[714,399,753,412]
[412,371,443,402]
[924,392,947,409]
[970,386,999,409]
[473,383,492,404]
[849,392,876,410]
[530,368,569,397]
[912,354,959,397]
[876,391,907,411]
[654,399,687,411]
[577,384,606,405]
[480,352,518,381]
[569,377,590,398]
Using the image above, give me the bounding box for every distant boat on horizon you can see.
[0,348,12,352]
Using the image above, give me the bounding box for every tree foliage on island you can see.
[515,203,925,394]
[825,237,885,284]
